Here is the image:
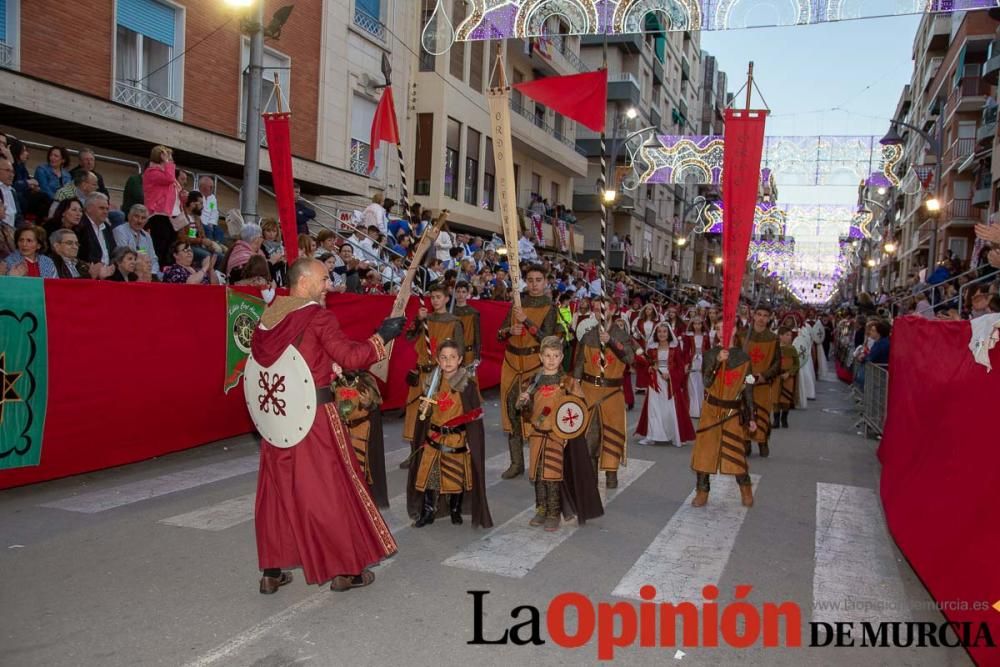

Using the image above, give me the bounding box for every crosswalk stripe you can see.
[813,483,909,623]
[442,459,656,578]
[159,493,257,531]
[612,474,761,603]
[40,455,259,514]
[384,446,411,469]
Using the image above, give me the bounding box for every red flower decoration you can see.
[336,387,360,400]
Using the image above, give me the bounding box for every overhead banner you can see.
[0,277,48,470]
[720,108,767,348]
[263,112,300,265]
[486,82,523,294]
[224,289,266,393]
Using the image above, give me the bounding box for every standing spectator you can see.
[162,240,219,285]
[70,149,110,197]
[76,193,117,266]
[177,191,224,266]
[294,183,316,234]
[434,227,455,262]
[143,145,181,268]
[5,225,58,278]
[0,158,19,228]
[198,176,225,244]
[362,192,387,236]
[8,139,44,220]
[34,146,72,198]
[48,228,91,279]
[864,320,891,366]
[260,218,287,285]
[517,230,538,263]
[122,162,147,215]
[113,204,160,277]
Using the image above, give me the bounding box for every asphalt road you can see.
[0,378,975,666]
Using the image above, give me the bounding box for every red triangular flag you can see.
[368,86,399,174]
[512,70,608,134]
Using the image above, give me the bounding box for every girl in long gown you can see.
[684,318,711,419]
[635,323,695,446]
[632,304,659,392]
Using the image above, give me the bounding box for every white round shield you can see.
[554,396,589,439]
[244,346,317,448]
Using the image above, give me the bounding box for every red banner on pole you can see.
[263,112,299,265]
[720,108,767,348]
[369,86,400,174]
[512,70,608,133]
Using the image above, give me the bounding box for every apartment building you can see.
[573,21,710,281]
[0,0,415,221]
[884,10,997,285]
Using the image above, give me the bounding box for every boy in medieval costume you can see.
[516,336,604,531]
[771,326,800,430]
[452,280,481,370]
[497,265,557,479]
[690,338,757,508]
[735,304,781,457]
[402,282,464,466]
[333,369,389,508]
[407,340,493,529]
[573,295,635,489]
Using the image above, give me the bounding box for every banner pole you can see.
[598,33,609,380]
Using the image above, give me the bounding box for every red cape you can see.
[634,346,696,443]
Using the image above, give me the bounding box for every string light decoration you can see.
[429,0,996,52]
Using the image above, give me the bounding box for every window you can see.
[414,113,433,196]
[350,94,378,176]
[531,172,541,199]
[553,113,564,140]
[445,117,461,199]
[484,137,496,211]
[514,164,521,204]
[469,41,484,93]
[550,182,560,207]
[419,0,436,71]
[948,237,968,262]
[353,0,384,40]
[449,0,466,80]
[114,0,184,119]
[0,0,19,69]
[533,102,546,129]
[239,41,291,146]
[512,69,525,110]
[464,128,480,206]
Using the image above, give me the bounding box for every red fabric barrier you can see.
[878,316,1000,666]
[0,283,511,490]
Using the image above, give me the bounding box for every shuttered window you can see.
[117,0,175,47]
[0,0,7,42]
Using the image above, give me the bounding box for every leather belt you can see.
[707,395,742,410]
[425,439,469,454]
[581,373,623,387]
[417,363,436,373]
[507,345,540,356]
[343,414,368,428]
[317,387,333,405]
[430,423,469,436]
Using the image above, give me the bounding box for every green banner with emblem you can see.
[0,277,48,470]
[224,289,265,393]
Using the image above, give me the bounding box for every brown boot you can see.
[692,489,709,507]
[759,442,770,458]
[544,515,560,531]
[259,571,293,594]
[739,483,754,507]
[605,471,618,489]
[501,435,524,479]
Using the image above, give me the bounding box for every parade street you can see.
[0,378,972,667]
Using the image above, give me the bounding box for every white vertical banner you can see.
[486,85,522,305]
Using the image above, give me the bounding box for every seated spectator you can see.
[8,140,43,218]
[50,169,98,217]
[143,145,181,268]
[0,200,14,265]
[348,225,376,260]
[177,191,224,266]
[162,240,219,285]
[44,198,85,236]
[76,193,117,265]
[226,222,265,282]
[298,233,316,259]
[34,146,72,198]
[70,149,111,198]
[333,243,364,293]
[388,209,412,240]
[233,254,273,288]
[259,218,286,285]
[316,228,339,256]
[990,294,1000,314]
[381,253,404,291]
[362,268,384,295]
[49,228,97,279]
[969,285,992,319]
[112,204,160,276]
[294,183,316,234]
[5,225,58,278]
[107,247,141,282]
[0,158,19,229]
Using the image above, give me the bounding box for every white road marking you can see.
[159,493,256,531]
[612,474,761,602]
[39,456,259,513]
[443,459,655,578]
[812,482,910,623]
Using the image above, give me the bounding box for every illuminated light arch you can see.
[614,0,703,33]
[514,0,597,38]
[455,1,489,42]
[672,158,714,184]
[713,0,811,30]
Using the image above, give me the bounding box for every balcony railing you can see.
[350,138,373,176]
[353,7,385,42]
[951,198,972,219]
[238,120,268,148]
[609,71,640,86]
[0,41,13,70]
[547,34,590,73]
[949,137,975,163]
[113,80,181,120]
[509,99,586,155]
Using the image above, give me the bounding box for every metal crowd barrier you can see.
[862,362,889,438]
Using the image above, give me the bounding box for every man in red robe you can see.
[250,258,407,593]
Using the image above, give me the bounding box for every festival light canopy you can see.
[422,0,997,53]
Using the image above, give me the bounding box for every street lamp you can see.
[713,256,723,266]
[880,117,943,271]
[228,0,265,225]
[866,258,877,268]
[675,236,687,247]
[884,241,897,254]
[603,189,617,204]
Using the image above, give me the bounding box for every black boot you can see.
[449,492,464,525]
[414,490,437,528]
[772,412,781,429]
[780,411,789,429]
[744,441,752,457]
